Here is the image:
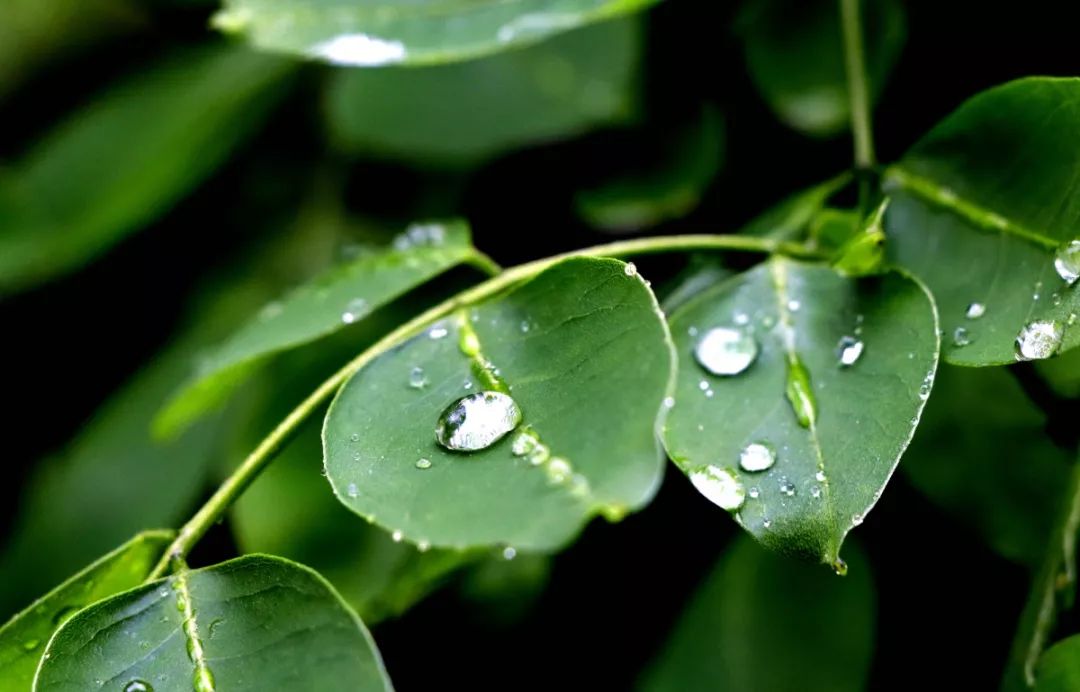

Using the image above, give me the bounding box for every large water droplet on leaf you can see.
[694,327,758,376]
[689,465,745,511]
[836,336,864,367]
[1054,239,1080,285]
[435,391,522,451]
[1015,320,1064,361]
[738,442,776,472]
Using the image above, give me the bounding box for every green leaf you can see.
[884,77,1080,366]
[0,531,171,692]
[738,0,905,137]
[641,536,874,692]
[324,18,641,167]
[0,46,295,294]
[1036,347,1080,399]
[902,365,1069,566]
[739,173,851,241]
[157,220,481,438]
[662,258,939,565]
[324,257,674,550]
[574,106,722,232]
[214,0,659,66]
[1036,636,1080,692]
[233,418,474,623]
[35,555,392,691]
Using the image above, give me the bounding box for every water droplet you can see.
[852,512,864,526]
[704,389,715,398]
[832,558,848,576]
[733,312,750,326]
[350,433,360,443]
[738,442,776,472]
[21,639,39,652]
[417,540,431,552]
[965,302,986,319]
[836,336,864,367]
[1015,320,1065,361]
[391,530,403,543]
[815,470,827,483]
[689,466,745,511]
[415,458,432,470]
[698,379,709,391]
[341,297,368,324]
[623,262,637,277]
[1055,240,1080,285]
[546,458,572,484]
[124,680,153,692]
[429,326,449,339]
[435,391,522,451]
[662,396,675,409]
[748,486,760,499]
[785,356,817,428]
[810,485,822,499]
[346,482,359,498]
[787,299,801,312]
[408,366,428,389]
[694,327,758,376]
[520,320,531,333]
[762,517,772,528]
[953,327,972,347]
[779,478,796,497]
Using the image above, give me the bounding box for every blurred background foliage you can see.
[2,0,1080,689]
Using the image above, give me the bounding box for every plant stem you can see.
[839,0,876,211]
[147,233,822,579]
[1002,449,1080,690]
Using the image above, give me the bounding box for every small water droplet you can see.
[350,433,360,443]
[689,465,745,511]
[738,442,776,472]
[429,326,449,340]
[734,312,750,326]
[965,302,986,319]
[546,458,572,484]
[502,546,517,560]
[510,428,540,457]
[662,396,675,409]
[778,477,796,497]
[815,470,827,483]
[391,530,403,542]
[418,540,431,552]
[408,366,428,389]
[787,299,801,312]
[832,558,848,576]
[836,336,864,367]
[346,482,359,498]
[624,262,637,276]
[810,485,822,499]
[762,517,772,528]
[124,680,153,692]
[698,379,709,391]
[694,327,758,376]
[1055,240,1080,285]
[748,486,760,499]
[1015,320,1065,361]
[519,320,531,333]
[415,458,432,470]
[852,512,864,526]
[435,391,522,451]
[341,297,368,324]
[953,327,972,347]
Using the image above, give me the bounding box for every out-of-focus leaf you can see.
[903,366,1068,566]
[323,18,641,167]
[0,531,171,692]
[0,0,142,99]
[738,0,905,137]
[1036,348,1080,399]
[884,78,1080,366]
[658,256,735,315]
[157,220,482,438]
[1036,636,1080,692]
[0,46,295,294]
[575,106,722,233]
[663,259,939,566]
[739,173,850,241]
[214,0,658,66]
[35,556,392,691]
[641,536,874,691]
[233,419,474,623]
[457,552,552,624]
[324,258,674,551]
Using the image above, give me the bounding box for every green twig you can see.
[146,234,823,580]
[839,0,876,211]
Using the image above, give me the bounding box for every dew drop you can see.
[417,540,431,552]
[738,442,776,472]
[519,320,531,333]
[415,458,432,470]
[733,312,750,326]
[836,336,864,367]
[953,327,972,347]
[965,302,986,319]
[341,297,368,324]
[546,458,572,484]
[1015,320,1065,361]
[428,326,449,340]
[123,680,153,692]
[832,558,848,576]
[391,530,403,543]
[698,379,709,391]
[502,547,517,560]
[852,512,864,526]
[810,485,822,499]
[435,391,522,452]
[762,517,772,529]
[662,396,675,409]
[778,477,796,497]
[350,433,360,443]
[815,470,827,483]
[510,428,540,457]
[408,366,428,389]
[623,262,638,277]
[689,466,745,511]
[787,299,801,312]
[694,327,758,376]
[748,486,760,499]
[346,482,359,498]
[1054,240,1080,285]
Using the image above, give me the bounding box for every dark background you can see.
[4,0,1080,688]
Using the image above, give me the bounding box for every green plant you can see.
[2,0,1080,690]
